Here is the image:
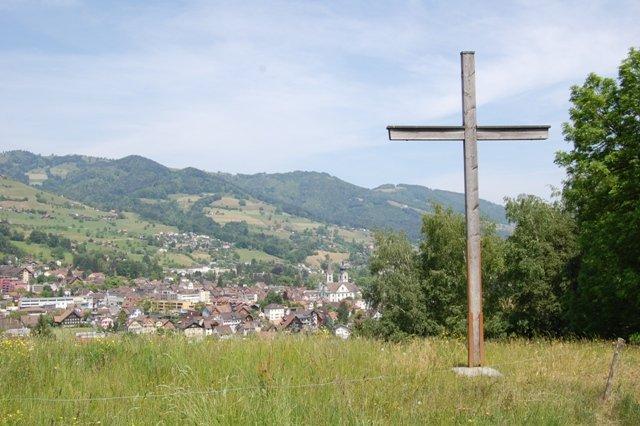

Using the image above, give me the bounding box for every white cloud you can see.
[1,0,638,197]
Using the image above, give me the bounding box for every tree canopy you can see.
[555,48,640,337]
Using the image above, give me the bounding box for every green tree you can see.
[104,276,125,288]
[360,229,426,340]
[360,206,505,340]
[419,205,506,337]
[32,314,54,338]
[336,301,350,324]
[8,310,23,320]
[555,48,640,338]
[260,291,284,308]
[115,310,128,331]
[50,246,66,261]
[141,299,153,314]
[501,195,578,337]
[41,285,54,298]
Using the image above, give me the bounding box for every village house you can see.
[148,298,192,313]
[214,312,246,332]
[126,319,143,334]
[155,318,176,332]
[126,316,158,334]
[210,303,233,316]
[126,318,149,334]
[235,305,254,319]
[176,290,210,303]
[179,318,207,339]
[54,309,84,327]
[86,272,106,285]
[236,320,261,336]
[280,315,304,333]
[263,304,287,323]
[103,292,125,308]
[212,324,234,339]
[303,289,321,301]
[0,265,33,284]
[279,309,323,333]
[0,278,20,294]
[99,316,114,329]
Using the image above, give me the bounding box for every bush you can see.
[32,314,54,339]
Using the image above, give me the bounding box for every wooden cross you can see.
[387,51,549,367]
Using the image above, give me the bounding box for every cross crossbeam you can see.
[387,125,550,141]
[386,51,549,368]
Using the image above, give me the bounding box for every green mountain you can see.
[229,173,506,239]
[0,152,242,209]
[0,151,506,242]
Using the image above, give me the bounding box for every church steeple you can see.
[339,262,349,283]
[326,263,333,284]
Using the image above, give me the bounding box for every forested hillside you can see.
[0,151,506,242]
[0,176,370,282]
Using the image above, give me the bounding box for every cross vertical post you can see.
[461,51,483,367]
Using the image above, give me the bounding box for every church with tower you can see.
[319,262,361,303]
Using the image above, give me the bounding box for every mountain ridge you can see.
[0,150,506,240]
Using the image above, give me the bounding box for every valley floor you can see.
[0,336,638,424]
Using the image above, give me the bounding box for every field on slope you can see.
[206,196,371,244]
[0,336,638,424]
[180,193,371,265]
[0,177,199,268]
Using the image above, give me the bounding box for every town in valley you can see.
[0,238,366,341]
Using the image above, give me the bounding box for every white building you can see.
[103,293,124,308]
[19,296,92,309]
[177,290,210,303]
[263,304,287,323]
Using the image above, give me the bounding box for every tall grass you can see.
[0,335,638,424]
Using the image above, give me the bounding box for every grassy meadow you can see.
[0,336,638,425]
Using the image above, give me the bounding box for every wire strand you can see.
[0,354,575,404]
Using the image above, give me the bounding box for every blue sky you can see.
[1,0,639,203]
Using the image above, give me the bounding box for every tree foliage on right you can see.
[556,48,640,337]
